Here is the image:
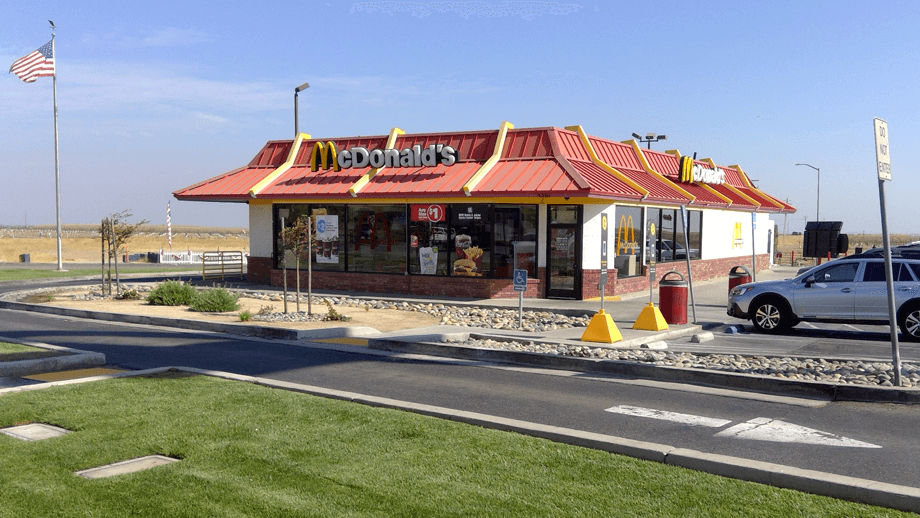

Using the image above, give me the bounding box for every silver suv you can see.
[727,257,920,341]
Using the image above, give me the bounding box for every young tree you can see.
[280,215,312,314]
[100,210,148,297]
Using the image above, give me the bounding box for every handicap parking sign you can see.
[513,269,527,291]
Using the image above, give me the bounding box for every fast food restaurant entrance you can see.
[547,205,582,299]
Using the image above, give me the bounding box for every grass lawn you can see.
[0,374,909,517]
[0,342,41,355]
[0,267,199,282]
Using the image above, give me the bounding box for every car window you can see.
[897,263,915,281]
[862,261,916,282]
[813,263,858,283]
[862,262,886,282]
[910,263,920,281]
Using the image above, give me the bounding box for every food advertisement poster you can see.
[315,215,339,264]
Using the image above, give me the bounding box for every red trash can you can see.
[728,265,752,294]
[659,270,688,325]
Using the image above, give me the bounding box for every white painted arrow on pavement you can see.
[714,417,881,448]
[605,405,881,448]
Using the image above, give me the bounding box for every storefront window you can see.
[687,210,702,260]
[614,206,642,277]
[408,204,450,275]
[274,204,345,272]
[494,205,537,278]
[450,204,491,277]
[647,207,703,263]
[347,204,407,274]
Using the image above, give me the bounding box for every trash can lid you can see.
[659,270,687,286]
[729,265,752,276]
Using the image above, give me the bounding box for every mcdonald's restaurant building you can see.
[174,123,795,300]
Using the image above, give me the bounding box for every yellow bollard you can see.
[632,303,669,331]
[581,309,623,343]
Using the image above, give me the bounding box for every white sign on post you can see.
[874,118,891,181]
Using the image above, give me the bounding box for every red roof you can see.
[173,125,795,214]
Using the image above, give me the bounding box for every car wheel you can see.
[898,304,920,342]
[750,298,790,333]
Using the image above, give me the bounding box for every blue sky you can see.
[2,1,917,234]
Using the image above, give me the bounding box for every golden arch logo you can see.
[679,156,694,183]
[617,215,639,255]
[678,155,726,185]
[732,222,744,248]
[310,141,340,172]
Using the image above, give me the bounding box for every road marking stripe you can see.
[604,405,731,428]
[714,417,881,448]
[843,324,862,331]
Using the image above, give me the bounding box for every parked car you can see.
[657,240,700,261]
[727,257,920,341]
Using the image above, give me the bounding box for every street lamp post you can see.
[294,81,310,137]
[632,132,667,149]
[795,163,820,221]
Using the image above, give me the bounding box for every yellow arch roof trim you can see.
[730,164,785,210]
[462,121,514,196]
[349,127,405,197]
[700,157,759,208]
[249,133,311,198]
[623,140,695,203]
[565,125,648,198]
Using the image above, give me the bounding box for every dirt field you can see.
[41,288,439,333]
[0,225,248,263]
[774,233,919,266]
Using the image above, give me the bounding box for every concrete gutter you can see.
[0,337,105,377]
[5,365,915,514]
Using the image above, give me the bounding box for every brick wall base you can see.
[246,255,769,300]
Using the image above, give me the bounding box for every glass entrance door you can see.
[547,205,581,299]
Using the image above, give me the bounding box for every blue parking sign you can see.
[513,269,527,291]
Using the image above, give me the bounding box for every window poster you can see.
[419,246,438,274]
[315,215,339,264]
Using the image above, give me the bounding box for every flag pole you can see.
[51,22,64,271]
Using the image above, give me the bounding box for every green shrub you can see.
[190,288,240,312]
[118,288,142,300]
[146,280,197,306]
[238,310,252,322]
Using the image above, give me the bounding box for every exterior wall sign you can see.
[679,156,725,185]
[616,215,639,255]
[410,204,446,222]
[311,141,459,172]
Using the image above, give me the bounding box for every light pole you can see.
[795,163,820,221]
[294,81,309,137]
[632,132,667,149]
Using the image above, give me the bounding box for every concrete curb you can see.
[0,300,379,341]
[9,365,915,513]
[0,337,105,377]
[367,338,920,404]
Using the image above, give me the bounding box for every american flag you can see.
[167,202,172,249]
[9,40,55,83]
